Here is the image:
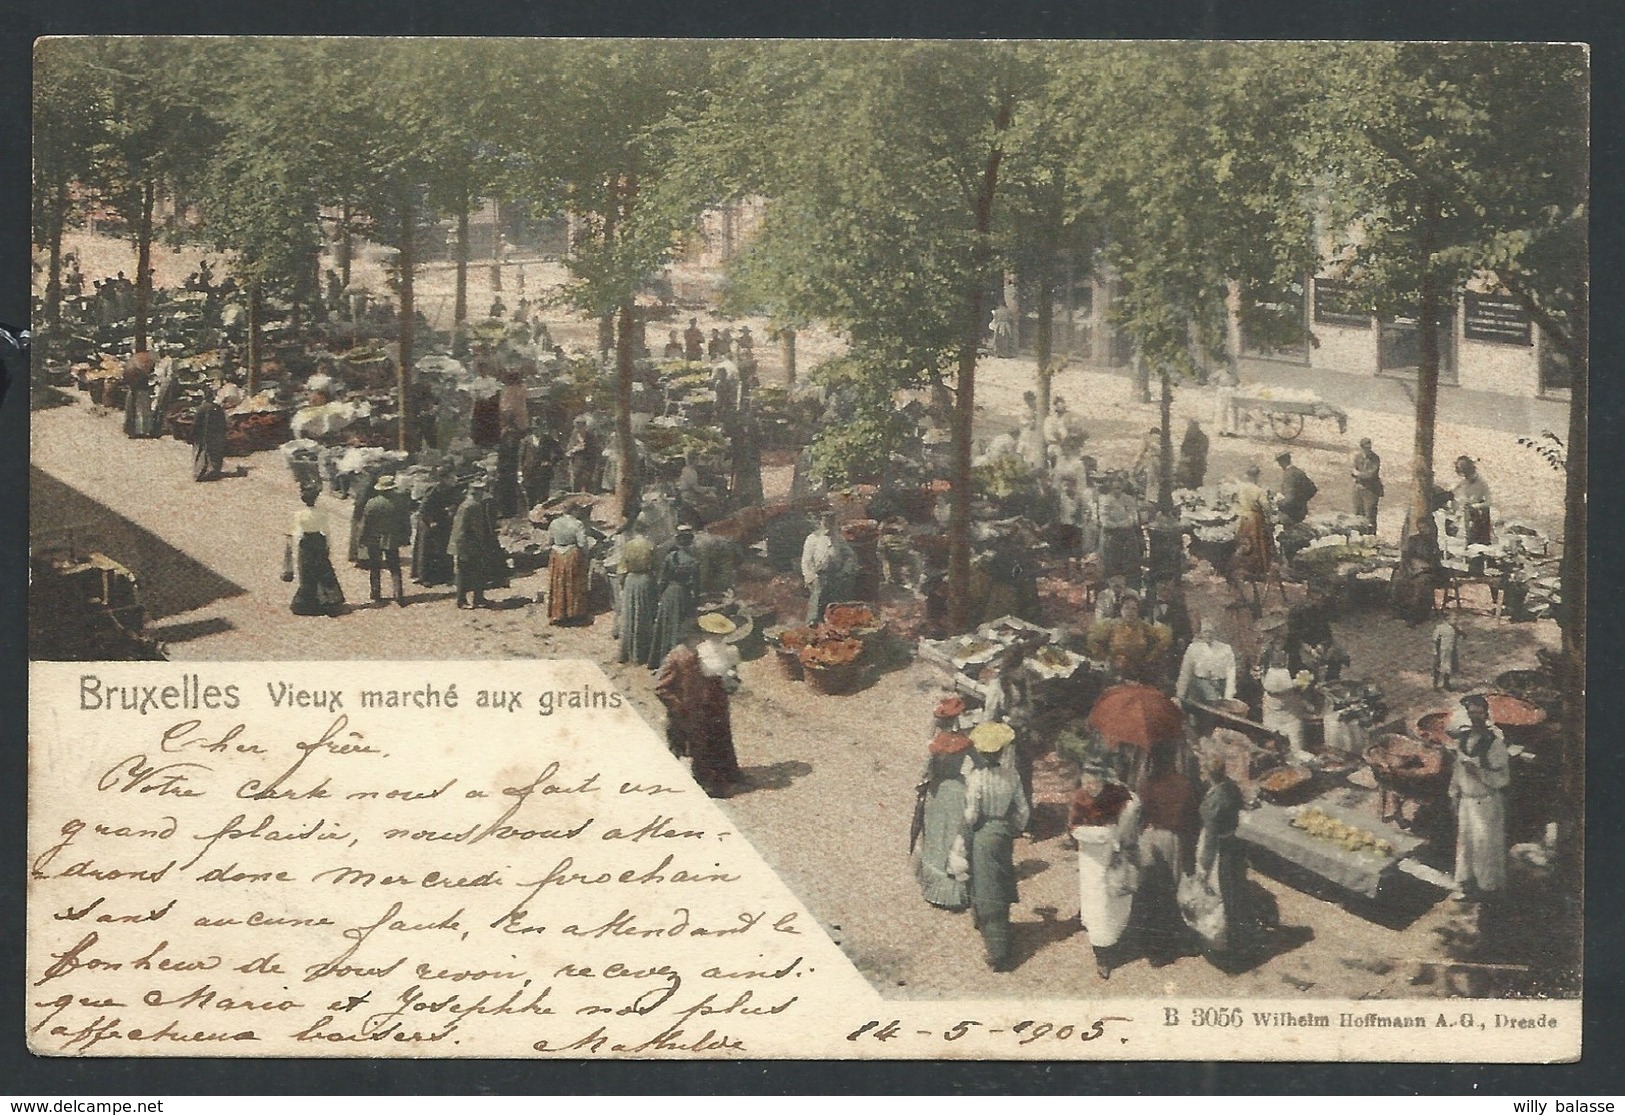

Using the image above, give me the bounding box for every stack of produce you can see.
[1287,806,1397,859]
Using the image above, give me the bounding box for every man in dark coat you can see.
[683,318,705,363]
[358,473,411,606]
[448,478,507,609]
[1274,452,1318,525]
[1173,419,1210,490]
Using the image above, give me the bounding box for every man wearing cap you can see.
[1351,438,1383,534]
[655,614,744,797]
[449,478,506,609]
[1274,451,1318,525]
[1446,694,1510,901]
[914,696,974,911]
[358,473,411,607]
[801,513,858,626]
[959,722,1029,972]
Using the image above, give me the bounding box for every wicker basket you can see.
[802,659,861,696]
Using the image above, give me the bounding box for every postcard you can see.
[27,37,1586,1061]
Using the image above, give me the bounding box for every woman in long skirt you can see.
[647,528,699,668]
[1196,752,1252,959]
[617,533,657,665]
[284,486,345,617]
[914,698,973,910]
[409,476,458,587]
[546,507,593,625]
[962,723,1029,971]
[1070,765,1142,979]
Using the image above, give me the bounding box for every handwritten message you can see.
[27,661,1578,1062]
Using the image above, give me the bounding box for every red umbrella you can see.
[1087,683,1185,750]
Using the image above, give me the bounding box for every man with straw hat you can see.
[358,472,411,607]
[957,721,1028,972]
[654,614,744,798]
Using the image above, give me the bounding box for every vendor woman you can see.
[914,696,974,911]
[546,502,594,626]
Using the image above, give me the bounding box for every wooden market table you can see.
[1238,795,1427,901]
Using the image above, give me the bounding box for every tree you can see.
[1057,43,1327,510]
[72,38,221,352]
[31,40,106,329]
[194,41,332,392]
[713,42,1043,631]
[505,40,720,521]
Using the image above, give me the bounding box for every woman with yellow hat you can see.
[654,614,744,797]
[958,721,1028,971]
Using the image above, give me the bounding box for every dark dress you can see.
[1198,776,1250,956]
[290,531,346,616]
[190,400,228,481]
[647,546,699,669]
[654,643,742,796]
[410,483,459,586]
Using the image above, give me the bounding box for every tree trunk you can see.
[339,202,353,290]
[1158,364,1174,514]
[1410,191,1441,524]
[1033,254,1055,454]
[246,278,262,395]
[948,95,1013,634]
[45,184,65,327]
[453,197,470,356]
[397,195,417,453]
[1133,348,1152,405]
[1559,274,1587,893]
[613,174,641,524]
[782,328,797,387]
[134,177,155,352]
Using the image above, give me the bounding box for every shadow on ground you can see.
[30,466,248,624]
[739,760,814,793]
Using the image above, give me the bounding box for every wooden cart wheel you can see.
[1270,411,1305,441]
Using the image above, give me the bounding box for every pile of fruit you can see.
[1288,807,1397,858]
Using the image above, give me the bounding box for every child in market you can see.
[1432,616,1462,691]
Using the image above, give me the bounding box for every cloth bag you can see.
[1178,865,1228,952]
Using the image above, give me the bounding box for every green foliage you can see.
[806,356,916,486]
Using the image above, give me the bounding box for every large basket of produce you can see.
[799,637,864,696]
[1257,765,1317,805]
[823,601,884,643]
[1364,734,1449,798]
[765,624,816,680]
